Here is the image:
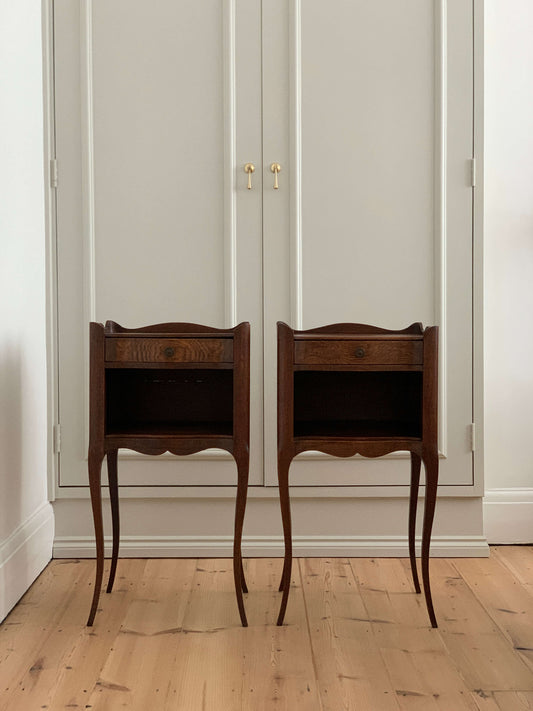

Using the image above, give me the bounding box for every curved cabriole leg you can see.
[240,559,248,594]
[233,450,249,626]
[278,563,290,593]
[409,452,422,594]
[277,453,292,626]
[421,448,439,628]
[87,448,105,626]
[106,449,119,594]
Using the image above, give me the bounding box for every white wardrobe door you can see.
[263,0,474,488]
[54,0,263,487]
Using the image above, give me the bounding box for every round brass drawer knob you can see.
[355,347,366,358]
[163,346,175,358]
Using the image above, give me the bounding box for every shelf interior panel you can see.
[105,368,233,435]
[293,370,422,439]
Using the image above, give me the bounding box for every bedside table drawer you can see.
[294,339,423,366]
[105,337,233,363]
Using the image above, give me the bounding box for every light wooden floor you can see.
[1,548,533,710]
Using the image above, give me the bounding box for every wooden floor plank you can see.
[0,559,98,711]
[301,556,402,711]
[241,558,321,711]
[423,558,533,691]
[492,547,533,594]
[471,690,533,710]
[0,563,57,692]
[85,557,197,710]
[352,557,478,711]
[453,555,533,676]
[1,552,533,709]
[164,557,248,711]
[45,558,147,710]
[2,558,147,711]
[156,559,247,711]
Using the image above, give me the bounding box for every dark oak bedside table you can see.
[87,321,250,627]
[276,321,439,627]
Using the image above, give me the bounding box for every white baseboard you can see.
[53,533,489,559]
[0,502,55,622]
[483,488,533,544]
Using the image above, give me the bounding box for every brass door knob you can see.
[270,162,281,189]
[244,163,256,190]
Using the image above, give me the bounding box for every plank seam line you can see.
[449,559,533,678]
[346,557,403,708]
[297,558,326,711]
[491,547,533,592]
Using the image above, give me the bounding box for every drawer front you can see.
[105,338,233,363]
[294,339,423,366]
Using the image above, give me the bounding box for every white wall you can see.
[0,0,54,621]
[484,0,533,542]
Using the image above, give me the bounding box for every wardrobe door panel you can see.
[263,0,474,487]
[54,0,263,486]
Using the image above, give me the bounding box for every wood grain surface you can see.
[105,337,233,363]
[276,322,439,629]
[88,322,250,628]
[1,550,533,710]
[294,339,423,366]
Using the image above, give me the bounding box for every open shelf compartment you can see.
[105,368,233,438]
[293,370,422,439]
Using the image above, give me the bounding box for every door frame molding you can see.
[472,0,485,497]
[43,0,58,503]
